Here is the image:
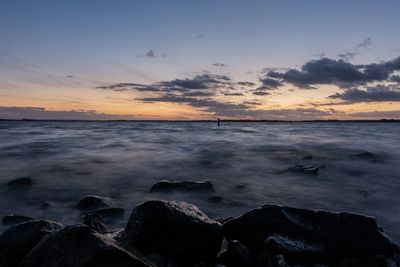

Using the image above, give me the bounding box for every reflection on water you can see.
[1,121,400,241]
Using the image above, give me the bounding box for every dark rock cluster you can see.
[1,197,399,267]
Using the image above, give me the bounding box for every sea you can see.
[1,121,400,242]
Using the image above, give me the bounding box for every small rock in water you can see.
[122,200,223,266]
[83,213,107,233]
[0,220,63,265]
[2,214,34,226]
[208,196,223,203]
[350,151,382,162]
[302,155,313,160]
[150,180,215,192]
[6,177,32,187]
[234,183,246,190]
[39,201,53,209]
[74,195,109,211]
[283,165,319,175]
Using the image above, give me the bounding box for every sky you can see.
[1,0,400,120]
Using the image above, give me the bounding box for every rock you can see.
[150,180,215,192]
[265,234,327,264]
[234,183,246,190]
[74,195,109,211]
[303,155,313,160]
[223,205,397,262]
[2,214,34,226]
[208,196,223,203]
[219,240,252,267]
[350,152,383,163]
[39,201,52,209]
[84,208,125,220]
[268,254,291,267]
[0,220,63,265]
[84,213,107,233]
[19,224,153,267]
[335,255,394,267]
[6,177,32,187]
[283,165,319,175]
[123,200,223,266]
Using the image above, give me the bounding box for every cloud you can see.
[146,49,155,58]
[0,107,135,120]
[348,110,400,118]
[391,75,400,83]
[328,85,400,103]
[264,56,400,89]
[338,52,358,61]
[356,37,373,49]
[212,63,226,67]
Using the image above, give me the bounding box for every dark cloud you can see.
[138,94,335,119]
[212,63,226,67]
[223,92,244,96]
[329,85,400,103]
[349,110,400,118]
[252,91,270,96]
[0,107,135,120]
[265,56,400,89]
[258,77,282,90]
[338,52,358,61]
[146,49,155,58]
[237,81,256,87]
[390,75,400,83]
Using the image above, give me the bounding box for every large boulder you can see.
[19,224,153,267]
[122,200,223,266]
[0,220,63,265]
[150,180,214,192]
[218,240,252,267]
[223,205,397,263]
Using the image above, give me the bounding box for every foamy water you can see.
[1,121,400,242]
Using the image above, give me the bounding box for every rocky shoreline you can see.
[1,196,399,267]
[1,177,400,266]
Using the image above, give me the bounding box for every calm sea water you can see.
[1,121,400,242]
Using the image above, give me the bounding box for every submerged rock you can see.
[0,220,63,265]
[6,177,32,187]
[19,224,153,267]
[223,204,397,263]
[123,200,223,266]
[85,207,124,219]
[74,195,109,211]
[150,180,215,192]
[303,155,313,160]
[283,165,319,175]
[2,214,34,226]
[208,196,223,203]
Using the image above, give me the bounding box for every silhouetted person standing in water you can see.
[217,118,220,126]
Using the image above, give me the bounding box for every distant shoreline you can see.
[0,119,399,123]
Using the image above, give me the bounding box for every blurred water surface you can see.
[1,121,400,241]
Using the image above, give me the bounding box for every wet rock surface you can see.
[223,204,398,265]
[2,214,34,226]
[0,220,63,266]
[122,200,223,266]
[150,180,215,192]
[0,200,399,267]
[19,225,153,267]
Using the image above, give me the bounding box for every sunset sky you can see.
[1,0,400,120]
